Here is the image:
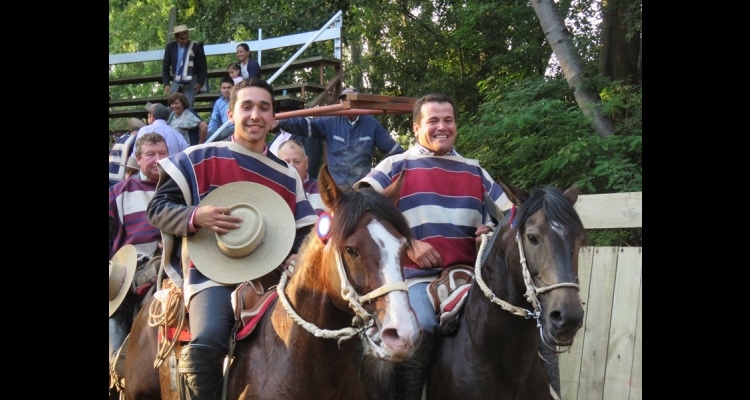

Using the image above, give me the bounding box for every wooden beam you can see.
[574,192,643,230]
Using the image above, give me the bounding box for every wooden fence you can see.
[559,191,642,400]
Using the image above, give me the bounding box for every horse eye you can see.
[526,233,539,245]
[345,247,359,258]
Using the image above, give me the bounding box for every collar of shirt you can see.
[348,116,359,127]
[414,142,458,156]
[230,134,268,155]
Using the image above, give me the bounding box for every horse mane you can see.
[514,186,586,243]
[328,187,413,252]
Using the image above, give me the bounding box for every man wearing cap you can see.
[131,102,189,158]
[162,24,208,109]
[109,117,145,187]
[147,78,317,399]
[272,87,405,188]
[108,133,170,396]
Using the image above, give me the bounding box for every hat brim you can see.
[187,182,296,284]
[169,27,196,35]
[128,118,146,131]
[109,245,137,317]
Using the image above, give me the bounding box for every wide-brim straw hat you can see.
[109,245,137,317]
[169,24,195,35]
[187,182,296,284]
[128,117,146,132]
[116,156,140,171]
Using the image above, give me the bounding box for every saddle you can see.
[153,268,284,345]
[231,269,282,341]
[426,265,474,328]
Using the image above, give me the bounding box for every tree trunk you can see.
[530,0,615,137]
[598,0,642,82]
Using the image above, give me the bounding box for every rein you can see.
[474,229,580,351]
[276,245,408,352]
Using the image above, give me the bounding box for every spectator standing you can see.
[236,43,261,80]
[167,92,208,146]
[206,77,235,140]
[273,87,405,188]
[277,139,329,215]
[109,117,145,187]
[161,24,207,109]
[132,103,189,158]
[354,93,510,400]
[269,99,325,179]
[146,78,317,399]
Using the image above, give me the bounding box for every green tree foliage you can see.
[110,0,642,244]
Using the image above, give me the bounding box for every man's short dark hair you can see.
[413,93,457,124]
[220,76,234,86]
[229,78,275,113]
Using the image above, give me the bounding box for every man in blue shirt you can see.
[272,87,405,188]
[207,77,235,140]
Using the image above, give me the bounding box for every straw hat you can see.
[109,245,137,317]
[187,182,296,284]
[116,157,140,171]
[169,24,195,35]
[128,118,146,132]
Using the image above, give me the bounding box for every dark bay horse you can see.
[424,179,586,400]
[122,165,421,400]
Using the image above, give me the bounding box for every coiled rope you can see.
[148,279,186,369]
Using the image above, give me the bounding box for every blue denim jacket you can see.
[278,115,405,188]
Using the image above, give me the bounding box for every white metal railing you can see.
[109,12,342,66]
[205,10,343,143]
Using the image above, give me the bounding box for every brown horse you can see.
[122,165,421,399]
[423,179,586,400]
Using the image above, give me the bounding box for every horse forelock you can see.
[330,188,413,251]
[516,186,586,243]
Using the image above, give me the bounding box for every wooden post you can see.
[167,8,177,43]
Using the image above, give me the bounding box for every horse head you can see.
[316,166,420,362]
[488,178,586,347]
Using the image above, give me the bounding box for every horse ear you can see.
[563,184,579,205]
[495,176,528,206]
[318,165,344,212]
[381,171,405,207]
[483,192,503,226]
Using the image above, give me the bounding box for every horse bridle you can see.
[474,216,580,352]
[276,242,408,357]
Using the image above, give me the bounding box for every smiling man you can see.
[354,92,510,400]
[146,77,317,399]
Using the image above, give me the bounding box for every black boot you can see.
[395,331,435,400]
[178,344,225,400]
[538,343,561,399]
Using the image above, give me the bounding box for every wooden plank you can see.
[109,93,220,108]
[560,246,595,400]
[273,82,327,93]
[629,277,642,400]
[603,247,642,400]
[575,192,642,229]
[109,56,341,86]
[577,247,618,400]
[342,100,414,112]
[343,93,417,104]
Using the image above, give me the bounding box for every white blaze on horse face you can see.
[367,220,419,352]
[550,220,568,239]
